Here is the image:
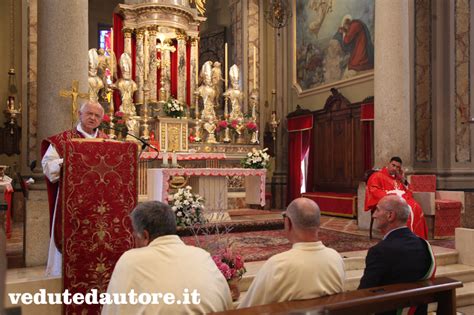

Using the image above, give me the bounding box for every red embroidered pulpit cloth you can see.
[62,140,137,315]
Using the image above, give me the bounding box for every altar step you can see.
[237,246,474,311]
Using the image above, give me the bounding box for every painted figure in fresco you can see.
[117,53,138,116]
[334,14,374,78]
[88,49,104,102]
[197,61,217,122]
[223,64,244,122]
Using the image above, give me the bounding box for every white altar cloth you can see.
[147,168,267,207]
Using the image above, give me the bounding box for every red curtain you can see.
[113,13,124,111]
[287,114,313,205]
[361,102,374,171]
[170,40,178,98]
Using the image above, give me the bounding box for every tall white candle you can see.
[196,40,199,84]
[253,45,256,90]
[162,151,168,165]
[225,43,228,89]
[172,152,178,166]
[144,31,149,82]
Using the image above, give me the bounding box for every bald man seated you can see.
[359,195,436,315]
[238,198,345,308]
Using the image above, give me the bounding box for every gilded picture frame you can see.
[292,0,375,96]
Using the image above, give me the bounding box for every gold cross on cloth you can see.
[59,80,88,127]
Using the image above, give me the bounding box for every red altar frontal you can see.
[62,140,138,315]
[301,192,357,218]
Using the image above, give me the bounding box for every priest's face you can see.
[79,102,103,134]
[387,160,402,177]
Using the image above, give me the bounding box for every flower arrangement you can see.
[228,119,240,130]
[216,120,228,133]
[212,248,246,281]
[241,147,270,169]
[246,121,258,132]
[163,97,185,118]
[99,114,111,130]
[168,186,206,227]
[112,111,126,129]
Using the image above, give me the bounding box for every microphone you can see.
[101,125,159,152]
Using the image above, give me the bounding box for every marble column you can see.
[373,0,413,168]
[177,34,187,104]
[148,28,158,103]
[35,0,88,266]
[135,28,145,104]
[123,28,133,56]
[37,0,88,144]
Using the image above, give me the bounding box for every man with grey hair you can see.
[359,195,435,315]
[41,101,107,276]
[238,197,345,308]
[102,201,233,314]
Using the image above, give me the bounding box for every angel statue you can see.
[88,48,104,102]
[117,53,138,117]
[223,64,244,122]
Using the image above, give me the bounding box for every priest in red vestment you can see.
[365,157,428,239]
[41,101,108,275]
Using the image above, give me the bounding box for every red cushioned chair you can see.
[409,175,464,239]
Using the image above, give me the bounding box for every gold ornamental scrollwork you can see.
[169,175,189,188]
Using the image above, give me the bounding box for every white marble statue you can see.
[88,49,104,102]
[117,53,138,116]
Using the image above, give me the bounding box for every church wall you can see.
[0,0,23,168]
[88,0,122,49]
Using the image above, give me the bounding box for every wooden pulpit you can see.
[62,140,138,315]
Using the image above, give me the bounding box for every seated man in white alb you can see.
[238,197,345,308]
[102,201,233,314]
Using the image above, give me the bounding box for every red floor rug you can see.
[182,228,380,262]
[181,228,455,262]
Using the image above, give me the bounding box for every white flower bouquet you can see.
[168,186,207,227]
[163,97,185,118]
[241,148,270,169]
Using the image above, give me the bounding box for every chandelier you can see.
[264,0,292,31]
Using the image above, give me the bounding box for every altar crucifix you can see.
[156,39,176,102]
[59,80,88,127]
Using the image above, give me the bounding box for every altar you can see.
[147,168,266,211]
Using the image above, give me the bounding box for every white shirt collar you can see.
[77,123,98,138]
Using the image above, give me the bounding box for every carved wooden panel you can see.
[312,89,364,193]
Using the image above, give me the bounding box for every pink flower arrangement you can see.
[229,120,239,130]
[246,121,258,131]
[114,111,124,118]
[212,248,246,281]
[216,120,228,133]
[102,114,111,123]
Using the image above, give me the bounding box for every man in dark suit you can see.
[359,195,436,315]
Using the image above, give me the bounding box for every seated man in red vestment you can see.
[365,156,428,239]
[41,101,108,276]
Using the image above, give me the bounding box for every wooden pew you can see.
[211,277,463,315]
